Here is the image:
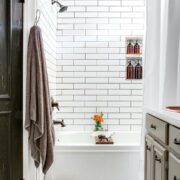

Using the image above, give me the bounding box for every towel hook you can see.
[34,9,41,25]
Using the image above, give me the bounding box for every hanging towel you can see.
[25,25,55,174]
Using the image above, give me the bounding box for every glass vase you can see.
[95,121,103,131]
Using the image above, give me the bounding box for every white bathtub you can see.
[47,131,142,180]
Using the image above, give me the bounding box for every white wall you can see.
[163,0,180,106]
[144,0,180,109]
[144,0,161,109]
[56,0,145,132]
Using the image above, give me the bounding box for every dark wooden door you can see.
[0,0,23,179]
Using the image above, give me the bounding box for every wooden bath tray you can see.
[95,136,114,144]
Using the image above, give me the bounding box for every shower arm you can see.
[51,0,62,7]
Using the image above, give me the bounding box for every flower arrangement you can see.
[91,112,104,131]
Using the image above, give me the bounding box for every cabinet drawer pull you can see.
[155,155,161,163]
[174,138,180,145]
[150,124,156,130]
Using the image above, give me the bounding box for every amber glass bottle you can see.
[135,60,142,79]
[127,61,134,79]
[127,40,134,54]
[134,40,140,54]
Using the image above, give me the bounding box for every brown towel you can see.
[25,25,55,174]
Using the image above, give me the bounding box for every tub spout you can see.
[53,119,66,127]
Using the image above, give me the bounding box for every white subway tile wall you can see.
[56,0,145,132]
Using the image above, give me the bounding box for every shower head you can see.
[52,0,68,13]
[59,5,68,13]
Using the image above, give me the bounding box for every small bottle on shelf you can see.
[127,40,134,54]
[134,40,140,54]
[135,60,142,79]
[126,61,134,79]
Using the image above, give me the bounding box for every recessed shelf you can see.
[125,36,143,80]
[126,54,142,59]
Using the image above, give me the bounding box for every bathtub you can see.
[47,131,142,180]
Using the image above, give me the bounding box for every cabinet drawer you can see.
[169,125,180,155]
[169,153,180,180]
[146,114,168,144]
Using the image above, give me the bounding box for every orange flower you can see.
[92,113,104,123]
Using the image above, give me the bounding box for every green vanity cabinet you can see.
[145,114,180,180]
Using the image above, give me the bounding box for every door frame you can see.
[23,0,37,179]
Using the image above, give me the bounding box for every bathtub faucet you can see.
[53,119,66,127]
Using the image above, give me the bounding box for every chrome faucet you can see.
[53,119,66,127]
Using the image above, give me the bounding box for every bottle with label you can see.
[127,40,134,54]
[127,61,134,79]
[135,60,142,79]
[134,40,140,54]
